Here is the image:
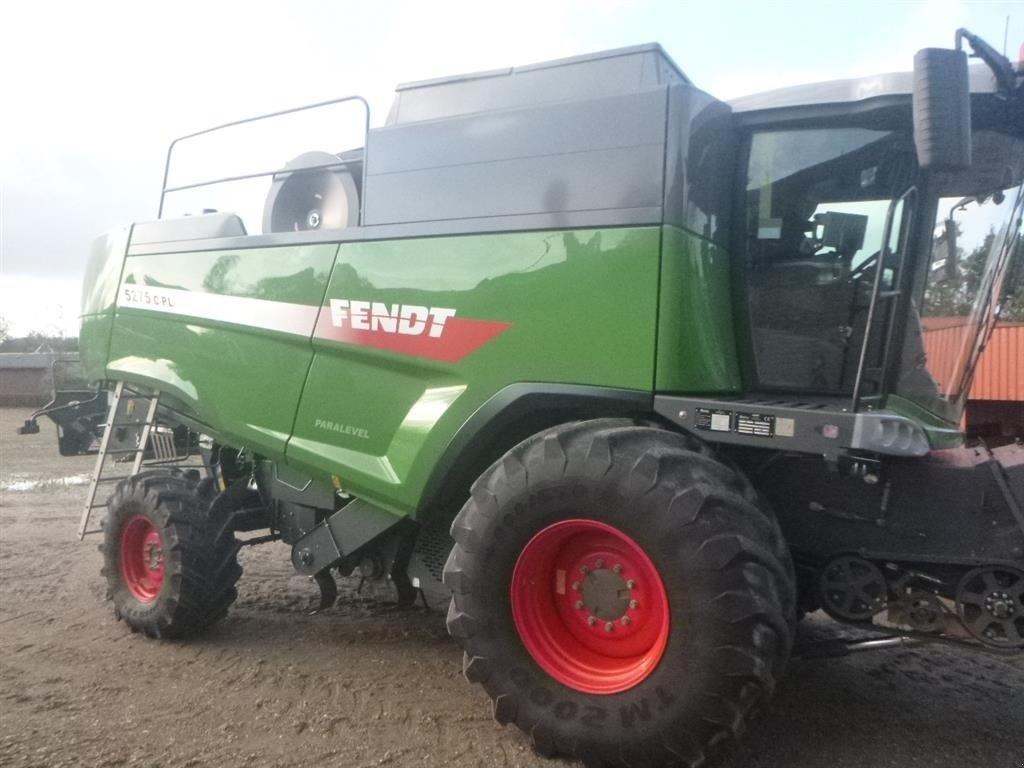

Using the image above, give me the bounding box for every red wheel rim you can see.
[511,519,670,695]
[120,515,165,603]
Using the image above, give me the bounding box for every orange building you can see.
[922,320,1024,444]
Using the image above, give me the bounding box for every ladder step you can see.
[77,383,162,542]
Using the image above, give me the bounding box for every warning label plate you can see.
[695,408,776,438]
[695,408,733,432]
[735,412,774,437]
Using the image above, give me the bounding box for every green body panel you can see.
[91,224,755,516]
[288,227,661,512]
[80,315,115,382]
[106,246,337,455]
[79,227,131,381]
[655,226,742,393]
[884,395,964,449]
[118,246,338,302]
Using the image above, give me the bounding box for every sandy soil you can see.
[1,407,1022,768]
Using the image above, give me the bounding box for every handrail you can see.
[161,160,354,195]
[872,187,918,403]
[850,185,917,412]
[157,94,371,224]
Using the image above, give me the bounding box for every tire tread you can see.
[102,468,242,639]
[443,420,795,768]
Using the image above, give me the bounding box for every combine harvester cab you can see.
[19,30,1024,768]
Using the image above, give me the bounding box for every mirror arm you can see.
[956,28,1018,96]
[943,217,959,279]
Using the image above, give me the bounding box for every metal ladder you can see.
[77,382,196,540]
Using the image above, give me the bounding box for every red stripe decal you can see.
[313,312,510,363]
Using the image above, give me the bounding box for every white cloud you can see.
[704,0,1024,101]
[2,0,1021,336]
[0,274,81,337]
[0,0,586,334]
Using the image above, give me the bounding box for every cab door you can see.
[740,127,914,396]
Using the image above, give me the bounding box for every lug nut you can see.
[587,616,597,626]
[572,581,581,591]
[604,622,614,632]
[629,599,638,609]
[626,579,636,589]
[621,616,631,626]
[612,563,623,574]
[579,565,589,575]
[574,600,584,610]
[595,559,605,569]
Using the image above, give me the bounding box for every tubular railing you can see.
[157,95,371,224]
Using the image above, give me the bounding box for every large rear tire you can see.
[443,420,794,767]
[101,470,241,639]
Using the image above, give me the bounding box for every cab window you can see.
[743,128,913,394]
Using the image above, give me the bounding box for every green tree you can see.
[923,226,1023,322]
[998,236,1024,322]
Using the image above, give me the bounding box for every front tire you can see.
[443,420,794,767]
[102,470,241,639]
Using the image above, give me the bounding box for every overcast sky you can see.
[1,0,1020,336]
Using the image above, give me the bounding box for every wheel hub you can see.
[567,556,647,642]
[818,556,888,622]
[146,541,163,571]
[120,515,165,603]
[956,566,1024,649]
[511,519,670,695]
[579,566,630,621]
[905,592,945,633]
[985,592,1014,619]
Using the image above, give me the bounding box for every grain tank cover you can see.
[364,45,704,229]
[386,44,688,125]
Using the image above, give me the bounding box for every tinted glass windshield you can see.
[900,131,1024,419]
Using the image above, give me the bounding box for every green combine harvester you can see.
[20,29,1024,766]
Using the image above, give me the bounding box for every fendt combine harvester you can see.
[21,29,1024,766]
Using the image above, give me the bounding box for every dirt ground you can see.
[1,407,1022,768]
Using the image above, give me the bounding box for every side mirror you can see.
[913,48,972,171]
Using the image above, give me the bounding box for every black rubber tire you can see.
[443,420,795,768]
[101,469,242,639]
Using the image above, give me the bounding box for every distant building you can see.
[0,352,58,406]
[922,320,1024,445]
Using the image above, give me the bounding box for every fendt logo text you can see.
[329,299,456,338]
[316,297,511,363]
